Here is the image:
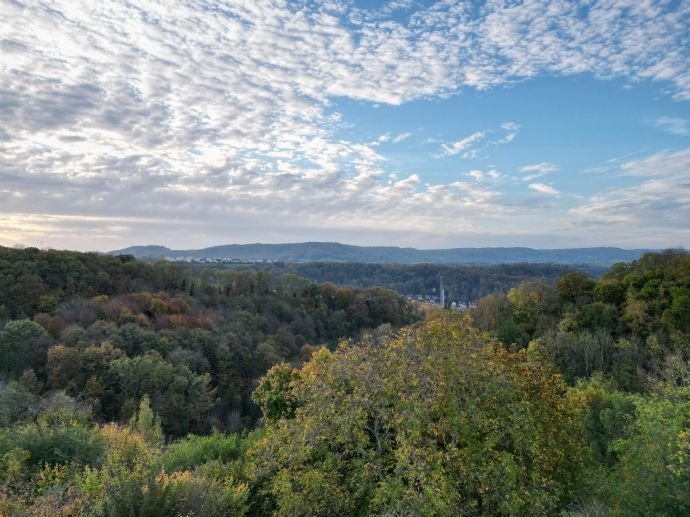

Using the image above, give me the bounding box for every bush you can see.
[162,432,255,472]
[0,381,39,426]
[0,422,102,471]
[158,463,249,516]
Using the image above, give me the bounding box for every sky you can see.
[1,0,690,251]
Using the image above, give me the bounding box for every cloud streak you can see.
[572,147,690,243]
[440,122,519,158]
[520,162,559,181]
[653,117,690,136]
[441,132,487,157]
[528,183,560,196]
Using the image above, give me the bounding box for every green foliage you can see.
[1,247,420,436]
[250,314,586,515]
[0,421,102,475]
[576,302,617,332]
[478,250,690,390]
[108,352,212,437]
[2,246,690,514]
[128,395,163,445]
[664,287,690,334]
[558,271,596,304]
[100,471,177,517]
[252,363,301,422]
[506,280,559,344]
[162,432,258,472]
[0,392,99,485]
[0,246,158,319]
[158,464,250,516]
[0,319,51,377]
[604,384,690,514]
[531,330,615,383]
[570,375,636,466]
[593,278,627,305]
[250,261,599,305]
[0,380,39,426]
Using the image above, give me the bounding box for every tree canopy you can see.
[251,313,585,515]
[0,248,688,514]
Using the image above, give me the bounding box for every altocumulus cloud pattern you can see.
[1,1,689,249]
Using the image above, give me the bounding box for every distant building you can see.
[439,276,445,308]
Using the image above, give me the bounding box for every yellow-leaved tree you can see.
[250,312,586,515]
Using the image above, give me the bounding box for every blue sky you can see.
[1,0,690,250]
[334,75,690,186]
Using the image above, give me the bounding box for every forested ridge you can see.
[111,241,647,266]
[234,261,607,305]
[0,246,688,515]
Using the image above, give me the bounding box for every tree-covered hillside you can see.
[111,241,648,266]
[250,261,606,304]
[472,249,690,391]
[0,248,688,515]
[0,246,420,436]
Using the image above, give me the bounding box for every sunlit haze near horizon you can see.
[1,0,690,251]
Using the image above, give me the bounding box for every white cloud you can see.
[572,147,690,242]
[468,170,484,181]
[441,131,486,157]
[468,169,501,181]
[519,162,559,181]
[1,0,689,249]
[521,162,559,173]
[573,179,690,228]
[653,117,690,136]
[620,148,690,177]
[440,122,519,159]
[498,122,520,143]
[528,183,560,196]
[392,132,412,143]
[376,132,412,145]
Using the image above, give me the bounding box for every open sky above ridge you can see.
[1,0,690,250]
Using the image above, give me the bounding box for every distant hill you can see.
[108,242,653,266]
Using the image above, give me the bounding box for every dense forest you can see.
[0,246,420,434]
[472,249,690,389]
[0,246,688,514]
[199,261,606,305]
